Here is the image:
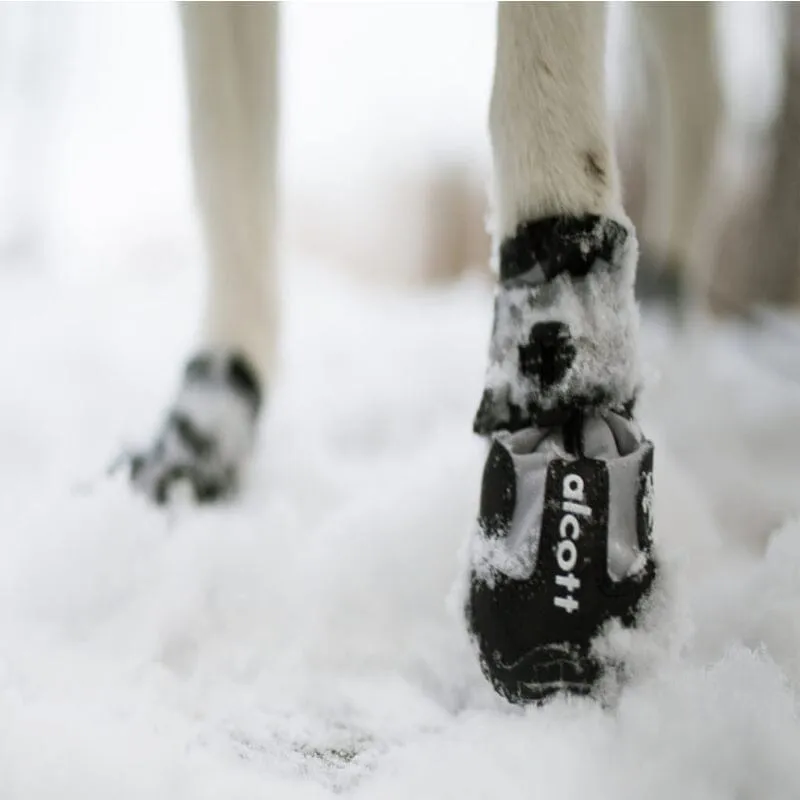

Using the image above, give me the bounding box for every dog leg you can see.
[131,3,279,503]
[467,3,658,704]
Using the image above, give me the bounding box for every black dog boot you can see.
[467,215,658,704]
[129,349,263,504]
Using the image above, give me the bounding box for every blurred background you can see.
[0,2,798,543]
[0,1,795,302]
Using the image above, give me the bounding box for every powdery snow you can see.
[1,257,799,799]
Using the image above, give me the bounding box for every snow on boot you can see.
[466,214,658,704]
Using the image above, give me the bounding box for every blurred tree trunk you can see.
[748,3,800,308]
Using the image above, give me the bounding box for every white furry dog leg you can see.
[132,3,279,503]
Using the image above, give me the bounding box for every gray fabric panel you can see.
[492,428,553,579]
[584,413,647,582]
[605,449,646,581]
[504,452,549,578]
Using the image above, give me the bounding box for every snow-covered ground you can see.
[1,4,799,798]
[2,254,800,798]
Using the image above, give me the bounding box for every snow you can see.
[1,4,800,798]
[2,257,800,798]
